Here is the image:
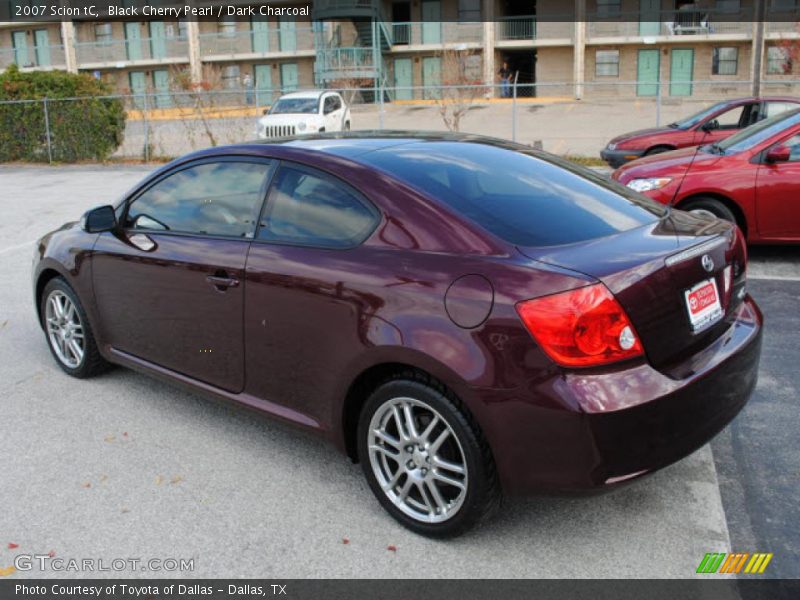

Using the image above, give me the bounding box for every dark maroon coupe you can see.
[33,132,762,537]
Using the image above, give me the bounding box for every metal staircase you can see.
[312,0,393,102]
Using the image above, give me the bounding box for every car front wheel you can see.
[41,277,109,378]
[357,374,500,537]
[682,196,738,225]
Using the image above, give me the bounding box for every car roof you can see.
[277,90,334,100]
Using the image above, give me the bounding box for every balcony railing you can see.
[0,44,66,69]
[390,22,483,46]
[587,9,753,39]
[316,47,377,76]
[496,16,537,41]
[199,27,315,56]
[75,36,188,65]
[766,20,800,35]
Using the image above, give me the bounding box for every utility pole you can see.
[752,0,766,96]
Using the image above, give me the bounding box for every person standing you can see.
[243,73,254,106]
[498,61,513,98]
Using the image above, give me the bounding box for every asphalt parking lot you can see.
[0,165,798,579]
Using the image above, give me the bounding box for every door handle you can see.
[206,275,240,290]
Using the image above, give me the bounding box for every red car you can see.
[33,133,761,537]
[613,108,800,244]
[601,97,800,168]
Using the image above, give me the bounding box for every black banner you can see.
[1,580,800,600]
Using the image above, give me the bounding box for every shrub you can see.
[0,65,126,162]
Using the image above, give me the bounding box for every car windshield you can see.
[359,141,666,247]
[717,108,800,154]
[670,101,734,129]
[269,97,319,115]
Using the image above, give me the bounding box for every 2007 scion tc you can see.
[33,132,762,537]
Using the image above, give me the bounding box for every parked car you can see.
[34,133,761,537]
[613,108,800,244]
[601,96,800,168]
[256,90,350,139]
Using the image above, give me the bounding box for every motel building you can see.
[1,0,799,103]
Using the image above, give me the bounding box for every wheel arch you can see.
[645,144,676,155]
[677,192,748,236]
[35,267,67,328]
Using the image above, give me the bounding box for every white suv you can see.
[256,90,351,139]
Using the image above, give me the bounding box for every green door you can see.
[254,64,273,105]
[670,49,694,96]
[280,63,298,93]
[637,49,660,97]
[129,71,147,109]
[422,56,441,100]
[34,29,51,67]
[12,31,28,67]
[252,19,270,53]
[125,22,143,61]
[279,17,296,52]
[639,0,661,36]
[421,1,441,44]
[394,58,413,100]
[149,21,166,59]
[152,69,171,108]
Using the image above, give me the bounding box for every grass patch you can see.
[562,155,608,167]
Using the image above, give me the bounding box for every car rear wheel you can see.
[357,374,500,537]
[41,277,109,378]
[682,197,738,225]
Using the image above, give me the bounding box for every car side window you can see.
[323,96,337,114]
[765,102,797,119]
[257,165,378,248]
[330,96,342,111]
[711,105,747,130]
[127,161,272,238]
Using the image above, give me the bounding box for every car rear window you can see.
[359,141,665,247]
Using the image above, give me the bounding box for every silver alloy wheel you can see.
[689,208,719,221]
[45,290,85,369]
[367,396,468,523]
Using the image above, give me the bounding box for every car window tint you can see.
[359,142,664,247]
[128,161,271,238]
[257,165,378,247]
[331,96,342,111]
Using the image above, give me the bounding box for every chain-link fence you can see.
[3,79,800,163]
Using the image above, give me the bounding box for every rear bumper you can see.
[486,296,762,495]
[601,148,645,168]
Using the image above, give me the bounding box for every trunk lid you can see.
[519,212,747,370]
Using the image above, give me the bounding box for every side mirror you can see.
[766,145,791,163]
[81,205,117,233]
[262,108,269,115]
[702,119,719,132]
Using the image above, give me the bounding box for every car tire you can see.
[357,372,501,538]
[40,277,110,379]
[681,197,738,225]
[644,145,673,156]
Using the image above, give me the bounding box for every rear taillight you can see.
[515,283,644,368]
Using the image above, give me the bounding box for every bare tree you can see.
[327,76,374,106]
[433,47,486,132]
[169,65,224,148]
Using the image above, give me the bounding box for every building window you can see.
[597,0,622,17]
[219,18,237,38]
[596,50,620,77]
[715,0,741,12]
[457,0,481,21]
[222,65,241,89]
[712,47,738,75]
[767,46,792,74]
[94,23,113,45]
[771,0,797,11]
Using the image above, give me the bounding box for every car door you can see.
[244,162,380,422]
[91,158,275,392]
[755,131,800,239]
[323,94,344,131]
